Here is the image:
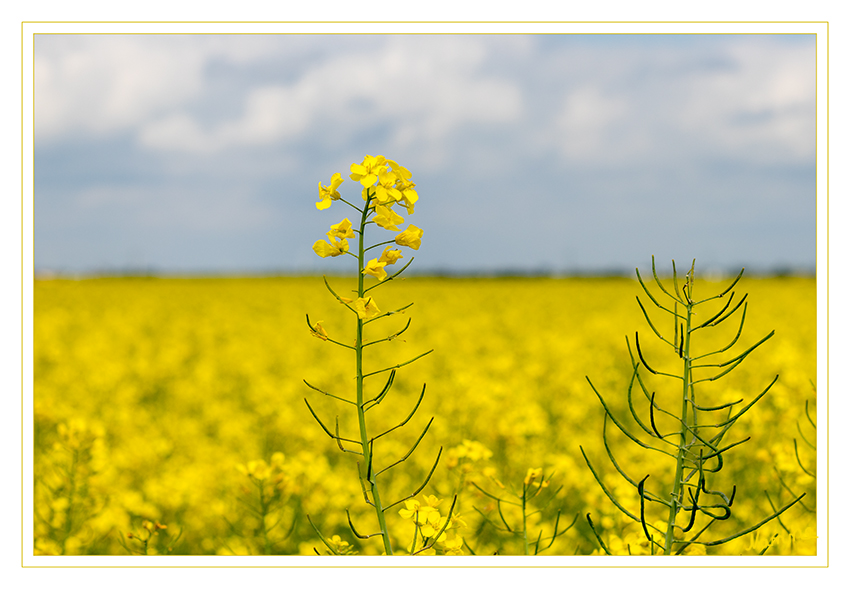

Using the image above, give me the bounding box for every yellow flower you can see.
[523,467,549,488]
[387,159,412,180]
[327,218,355,240]
[310,320,329,341]
[327,535,357,555]
[316,172,344,210]
[350,155,388,188]
[373,205,404,231]
[524,467,542,486]
[423,495,442,509]
[399,497,440,522]
[398,499,422,520]
[239,459,273,480]
[353,297,380,320]
[419,511,448,541]
[458,439,492,461]
[312,237,349,258]
[374,169,403,205]
[378,247,403,265]
[399,496,446,540]
[395,177,418,213]
[395,225,423,250]
[362,259,388,281]
[482,466,506,488]
[439,530,464,554]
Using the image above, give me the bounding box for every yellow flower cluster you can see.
[236,452,286,483]
[312,218,355,258]
[349,155,418,212]
[399,495,466,555]
[325,534,358,556]
[446,439,493,473]
[312,156,423,276]
[523,467,552,489]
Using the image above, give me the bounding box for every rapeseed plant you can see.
[119,519,182,555]
[755,388,817,555]
[33,419,108,555]
[469,467,577,555]
[217,453,298,555]
[398,494,466,555]
[305,155,448,555]
[582,258,806,555]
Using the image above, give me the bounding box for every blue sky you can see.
[33,33,816,275]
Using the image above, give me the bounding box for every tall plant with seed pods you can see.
[304,155,454,555]
[582,257,806,555]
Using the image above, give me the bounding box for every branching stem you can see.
[665,288,693,554]
[353,189,394,556]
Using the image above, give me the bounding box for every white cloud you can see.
[32,34,817,275]
[35,34,814,173]
[555,85,632,162]
[138,36,524,158]
[139,85,315,152]
[35,36,207,140]
[537,37,816,168]
[676,40,816,163]
[36,35,525,162]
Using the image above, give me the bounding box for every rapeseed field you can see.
[33,273,816,556]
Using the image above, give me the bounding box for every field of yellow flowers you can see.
[33,274,816,556]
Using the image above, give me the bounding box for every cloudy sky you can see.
[33,33,816,275]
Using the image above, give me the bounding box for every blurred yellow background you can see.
[33,275,816,556]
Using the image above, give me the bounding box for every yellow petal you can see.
[395,225,423,250]
[328,218,355,239]
[310,321,329,341]
[378,247,403,265]
[353,297,380,320]
[362,259,388,281]
[313,238,347,258]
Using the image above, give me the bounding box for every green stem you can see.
[665,281,694,554]
[522,484,529,555]
[258,480,271,555]
[60,449,79,555]
[355,191,394,555]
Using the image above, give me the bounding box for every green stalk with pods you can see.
[304,155,452,555]
[469,468,577,555]
[582,257,806,555]
[762,387,817,555]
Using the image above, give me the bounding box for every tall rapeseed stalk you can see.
[583,257,805,555]
[304,155,452,555]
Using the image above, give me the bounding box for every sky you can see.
[33,33,817,276]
